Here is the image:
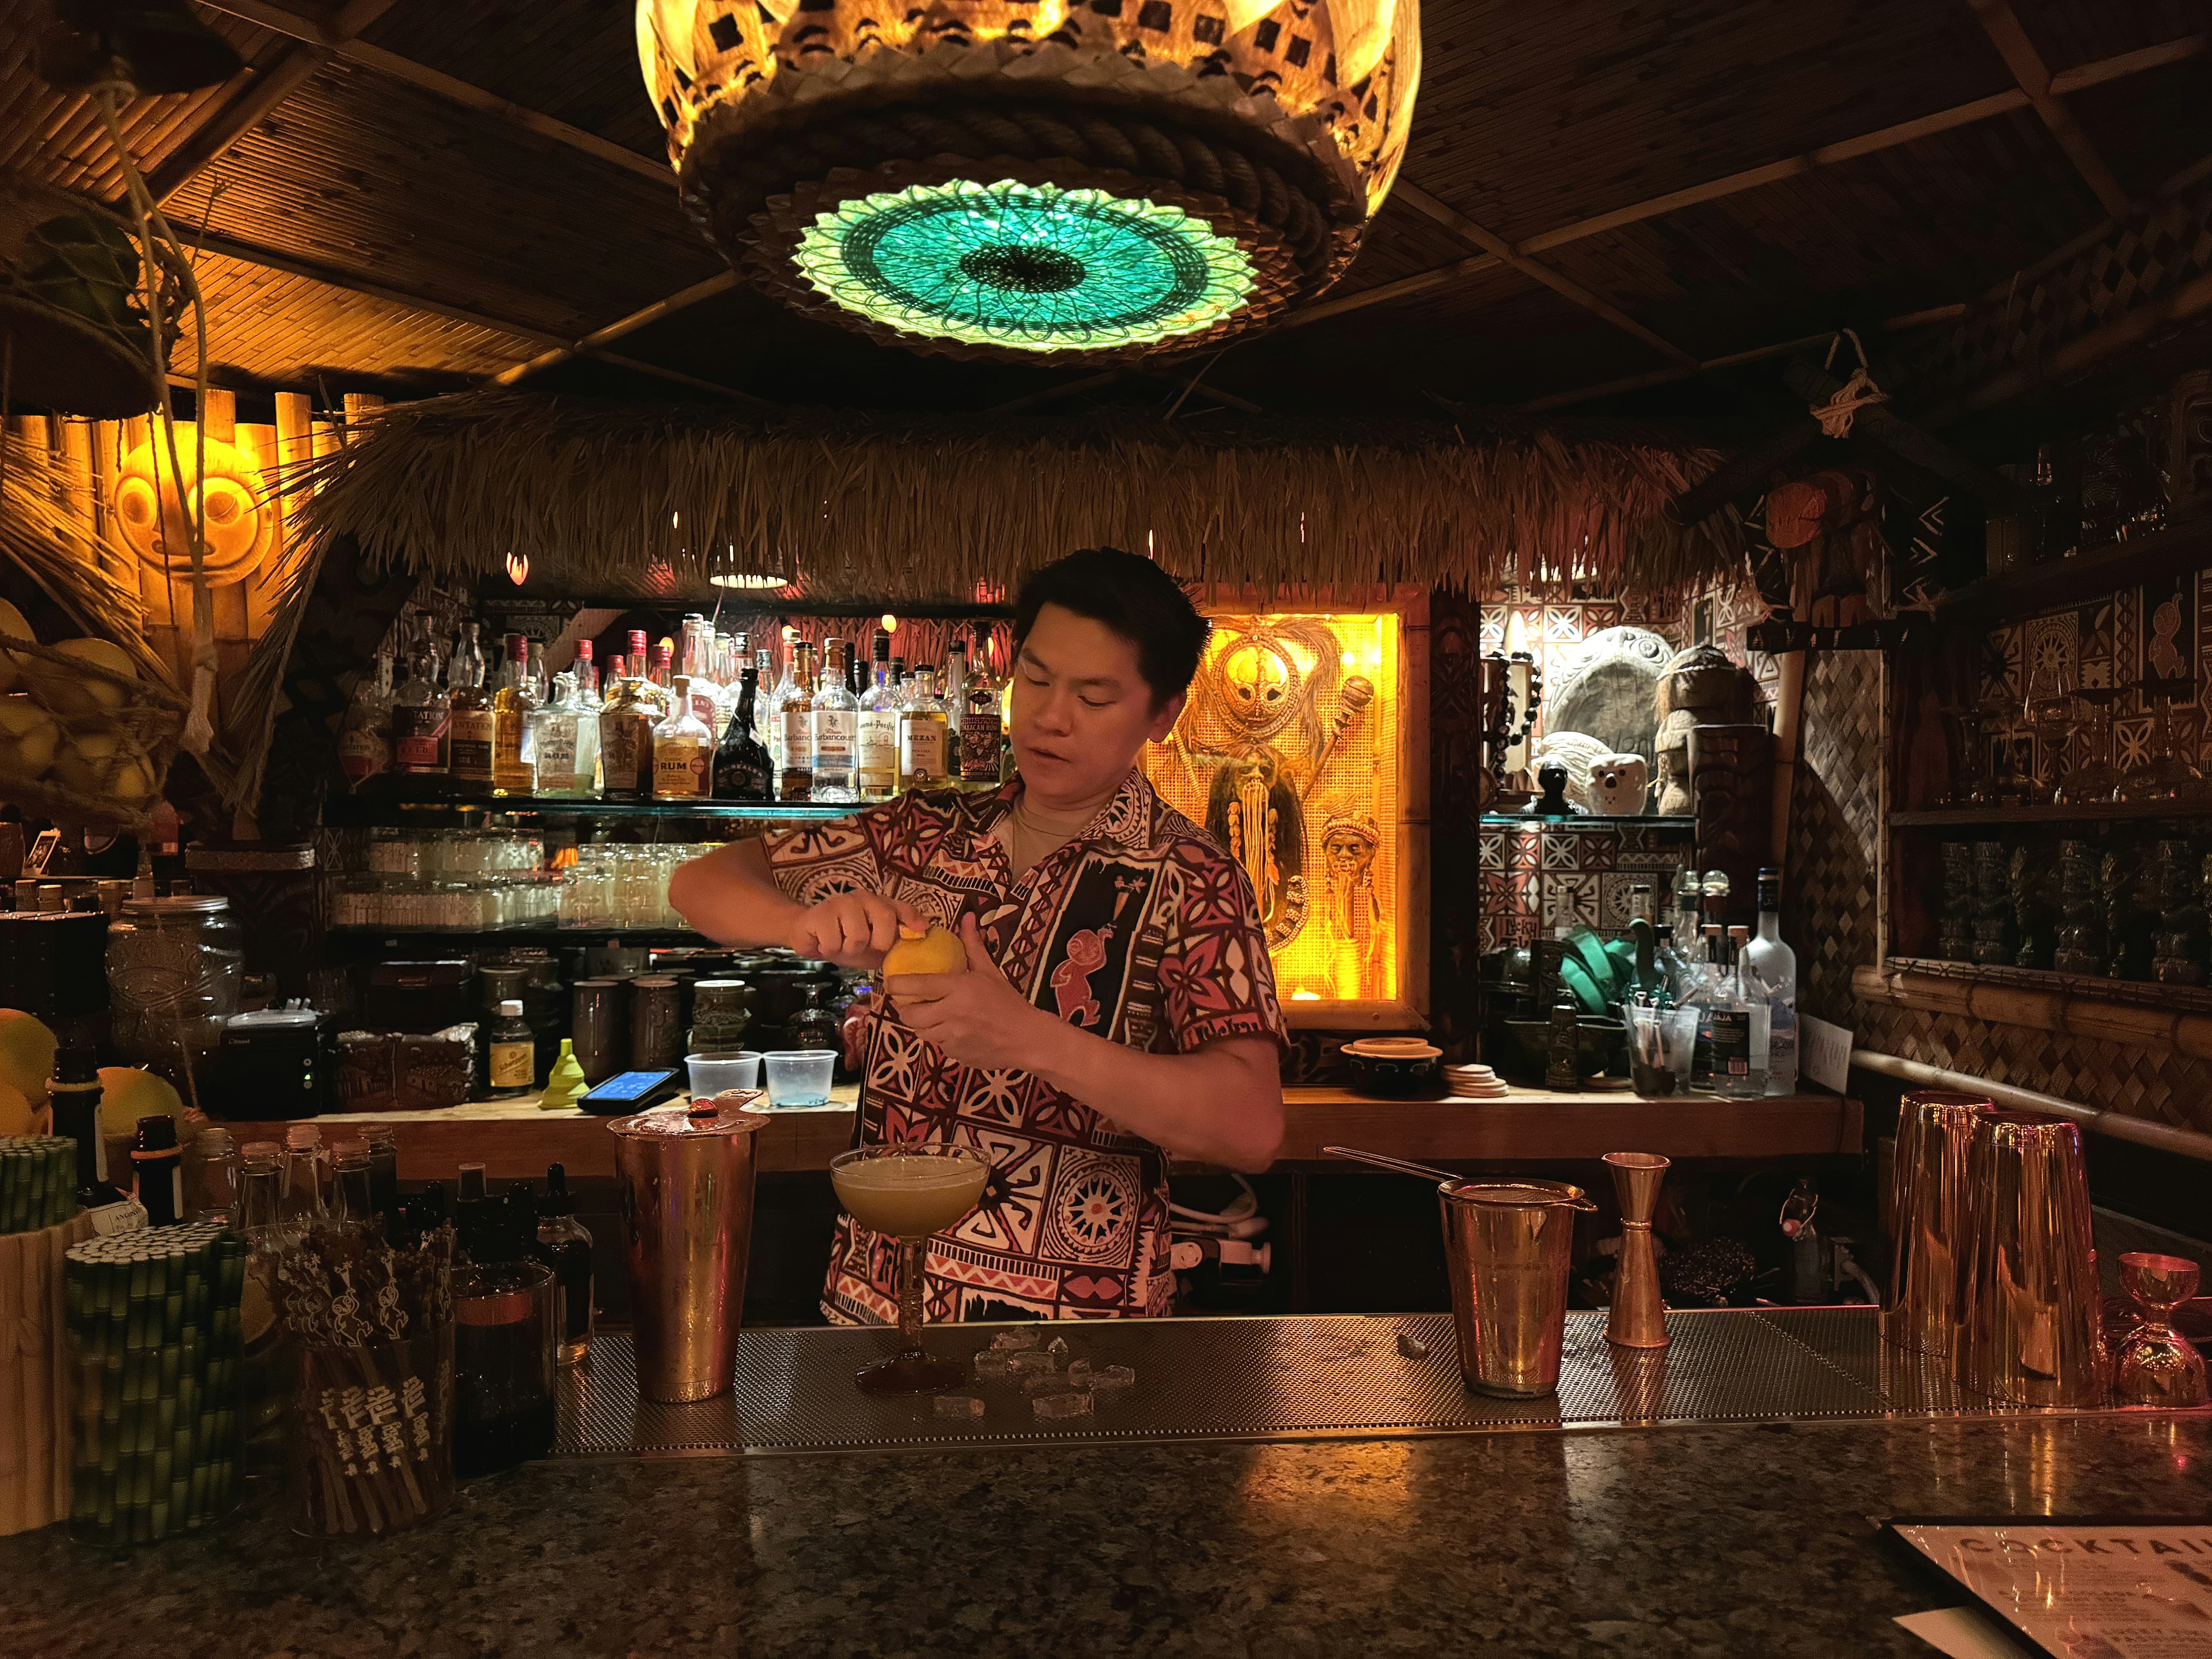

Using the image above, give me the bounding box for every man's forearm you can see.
[1024,1016,1283,1172]
[668,840,802,948]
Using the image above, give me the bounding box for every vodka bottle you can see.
[390,619,450,778]
[779,643,816,802]
[1710,926,1770,1100]
[446,623,494,791]
[942,640,969,782]
[1686,923,1725,1090]
[898,668,950,790]
[651,676,713,800]
[858,633,899,801]
[756,645,785,781]
[713,663,775,802]
[491,633,535,796]
[530,672,588,797]
[1744,866,1800,1095]
[958,628,1001,787]
[336,652,395,790]
[810,641,860,803]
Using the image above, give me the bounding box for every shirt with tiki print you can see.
[760,767,1286,1322]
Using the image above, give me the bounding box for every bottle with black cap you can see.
[452,1171,557,1477]
[131,1115,184,1225]
[50,1045,134,1227]
[533,1162,594,1367]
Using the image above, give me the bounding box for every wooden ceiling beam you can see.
[1392,183,1696,366]
[1967,0,2132,217]
[491,272,743,387]
[200,0,672,185]
[142,0,400,203]
[1301,31,2203,334]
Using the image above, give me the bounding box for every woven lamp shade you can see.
[637,0,1418,362]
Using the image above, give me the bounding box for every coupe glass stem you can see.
[896,1236,927,1358]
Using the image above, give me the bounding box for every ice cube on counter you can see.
[1066,1359,1093,1387]
[990,1328,1041,1351]
[1091,1365,1135,1392]
[934,1395,986,1419]
[1046,1336,1070,1363]
[1032,1392,1093,1419]
[972,1350,1009,1380]
[1006,1350,1055,1376]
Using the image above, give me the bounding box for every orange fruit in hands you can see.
[882,923,966,976]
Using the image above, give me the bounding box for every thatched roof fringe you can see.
[285,391,1744,603]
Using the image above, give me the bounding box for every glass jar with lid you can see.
[107,896,246,1072]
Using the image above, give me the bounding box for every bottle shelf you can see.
[1888,801,2212,827]
[323,925,709,944]
[325,790,853,827]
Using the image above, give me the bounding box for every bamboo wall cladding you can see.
[1789,647,1883,1027]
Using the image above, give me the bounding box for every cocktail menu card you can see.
[1887,1519,2212,1658]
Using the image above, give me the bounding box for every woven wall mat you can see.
[1788,649,1883,1027]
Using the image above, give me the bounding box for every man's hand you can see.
[788,891,928,969]
[885,915,1054,1070]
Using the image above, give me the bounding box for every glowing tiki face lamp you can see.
[637,0,1419,361]
[111,428,272,586]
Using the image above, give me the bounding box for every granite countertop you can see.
[6,1412,2207,1658]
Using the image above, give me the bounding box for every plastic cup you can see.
[686,1051,762,1097]
[763,1050,836,1108]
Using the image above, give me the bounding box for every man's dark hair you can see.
[1012,547,1210,707]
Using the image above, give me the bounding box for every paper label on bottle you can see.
[858,711,898,775]
[1710,1009,1753,1077]
[653,738,709,798]
[448,708,495,779]
[88,1198,147,1237]
[812,709,856,766]
[535,721,578,786]
[392,705,447,770]
[489,1039,535,1089]
[782,707,813,769]
[960,712,999,779]
[601,714,649,792]
[901,717,946,783]
[338,724,389,783]
[1800,1015,1852,1093]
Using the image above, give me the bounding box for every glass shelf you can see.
[1888,802,2212,826]
[325,791,853,827]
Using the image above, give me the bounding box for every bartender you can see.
[670,547,1286,1322]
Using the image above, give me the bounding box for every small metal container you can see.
[1438,1177,1595,1398]
[629,974,684,1069]
[571,978,627,1083]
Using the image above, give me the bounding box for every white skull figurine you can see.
[1586,753,1649,817]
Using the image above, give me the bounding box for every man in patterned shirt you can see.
[671,548,1286,1321]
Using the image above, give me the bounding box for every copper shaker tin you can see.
[1438,1178,1597,1397]
[1881,1088,1994,1356]
[609,1095,770,1402]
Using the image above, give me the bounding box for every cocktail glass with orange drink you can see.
[829,1142,990,1394]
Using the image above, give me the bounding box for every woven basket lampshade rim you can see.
[0,291,158,419]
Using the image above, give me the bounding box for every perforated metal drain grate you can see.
[551,1308,2058,1460]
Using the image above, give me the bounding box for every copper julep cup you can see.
[1440,1178,1597,1397]
[1953,1108,2107,1408]
[610,1093,771,1403]
[1882,1088,1994,1357]
[2112,1252,2207,1408]
[1604,1153,1670,1350]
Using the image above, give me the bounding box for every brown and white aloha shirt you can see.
[760,768,1286,1323]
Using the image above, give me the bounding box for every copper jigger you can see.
[1882,1089,1994,1356]
[2112,1252,2207,1408]
[610,1093,771,1403]
[1953,1109,2107,1407]
[1604,1152,1669,1350]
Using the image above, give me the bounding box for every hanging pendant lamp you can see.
[637,0,1419,363]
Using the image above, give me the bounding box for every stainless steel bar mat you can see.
[552,1308,2084,1460]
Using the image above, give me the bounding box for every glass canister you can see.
[107,896,245,1076]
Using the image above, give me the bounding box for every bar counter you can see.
[5,1312,2206,1657]
[240,1086,1864,1179]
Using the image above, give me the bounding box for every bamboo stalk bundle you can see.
[285,390,1745,605]
[0,1137,77,1236]
[62,1222,247,1548]
[0,1208,93,1536]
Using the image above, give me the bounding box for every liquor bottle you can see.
[858,634,899,801]
[390,618,450,779]
[491,633,535,796]
[1744,866,1800,1096]
[574,638,600,707]
[757,644,786,781]
[942,639,968,781]
[533,1162,594,1368]
[130,1116,184,1225]
[570,670,602,796]
[652,676,714,800]
[488,999,537,1097]
[649,639,674,693]
[898,667,950,791]
[529,672,588,797]
[780,642,817,802]
[1710,926,1770,1100]
[810,642,859,803]
[446,623,494,791]
[713,662,775,801]
[51,1048,131,1222]
[1685,925,1724,1092]
[959,628,1001,787]
[336,652,395,790]
[526,640,550,706]
[598,654,656,801]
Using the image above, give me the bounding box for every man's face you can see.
[1010,603,1185,805]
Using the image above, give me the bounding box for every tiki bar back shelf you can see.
[4,3,2211,1654]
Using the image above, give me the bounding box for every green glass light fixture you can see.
[793,181,1255,354]
[638,0,1421,365]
